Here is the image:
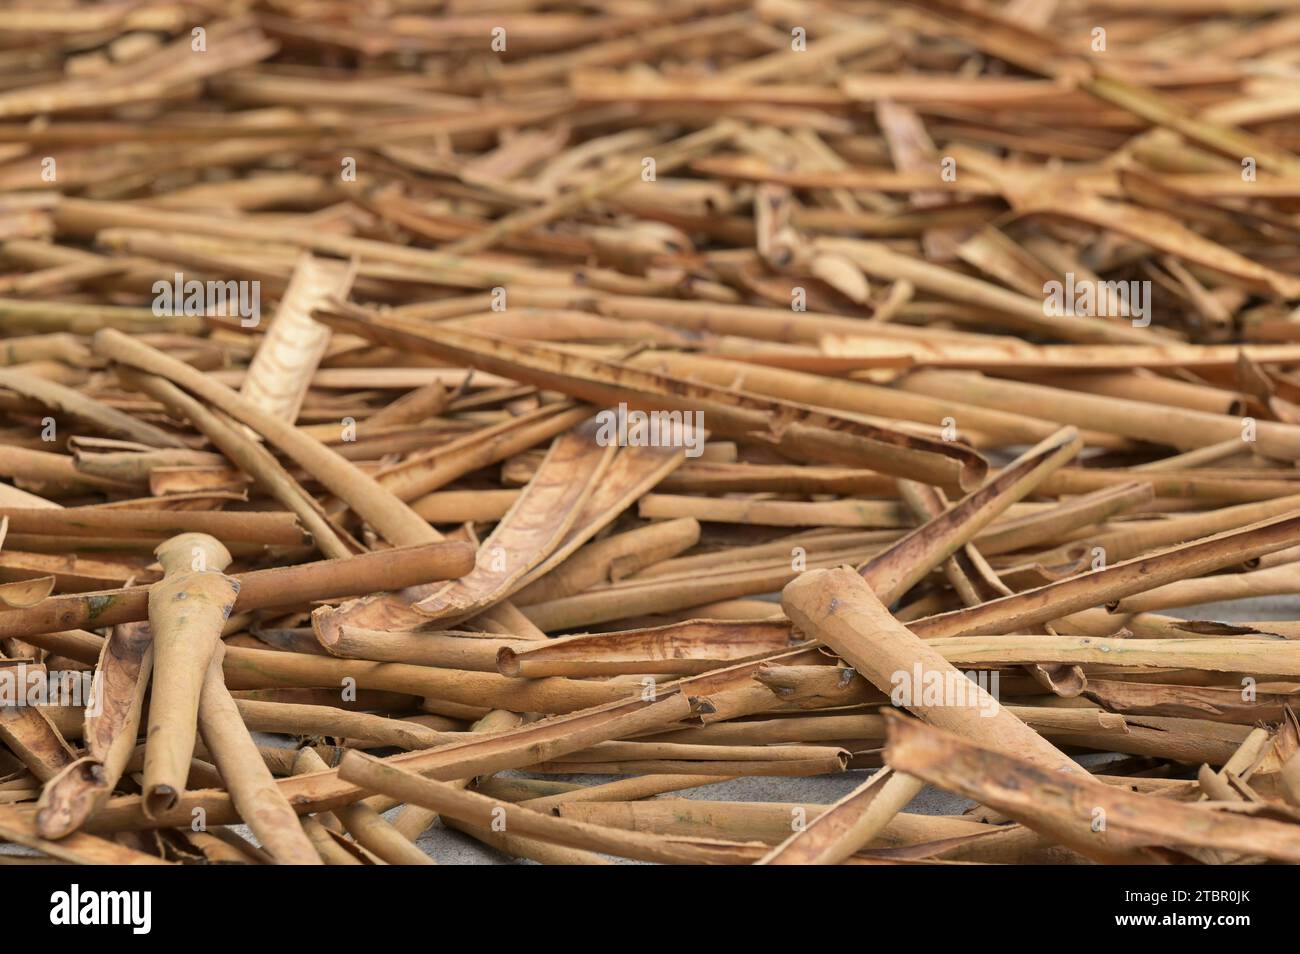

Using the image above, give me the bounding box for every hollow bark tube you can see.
[782,566,1087,776]
[197,644,322,865]
[141,533,239,819]
[0,541,475,639]
[34,620,153,839]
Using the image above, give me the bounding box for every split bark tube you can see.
[141,532,240,819]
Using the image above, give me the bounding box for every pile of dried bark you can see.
[2,0,1300,865]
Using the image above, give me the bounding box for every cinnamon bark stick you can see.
[142,532,239,818]
[196,644,322,865]
[0,541,474,638]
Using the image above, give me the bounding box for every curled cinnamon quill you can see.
[141,532,239,818]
